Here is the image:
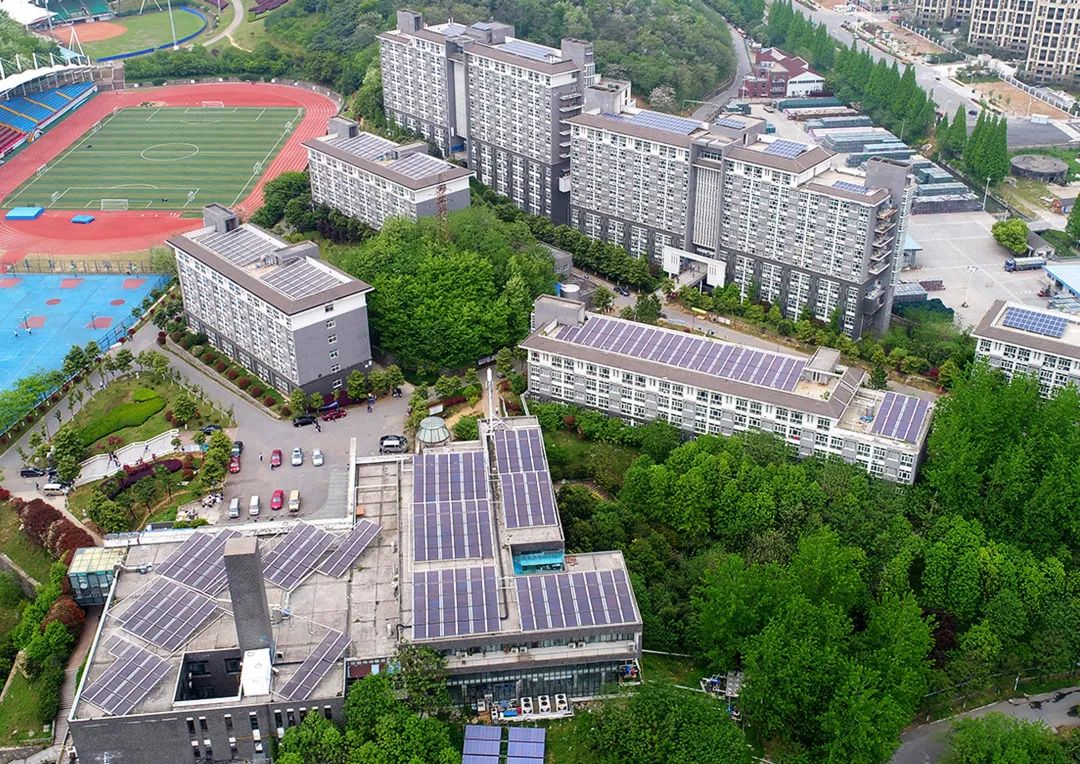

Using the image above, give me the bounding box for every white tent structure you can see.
[0,0,54,25]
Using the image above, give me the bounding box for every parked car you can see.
[287,489,300,513]
[379,435,407,454]
[228,456,241,474]
[291,447,303,466]
[248,495,260,517]
[231,441,244,457]
[227,497,241,519]
[322,409,347,421]
[312,448,324,467]
[201,424,223,435]
[270,489,285,511]
[614,285,631,297]
[20,466,47,478]
[270,449,282,468]
[293,415,317,427]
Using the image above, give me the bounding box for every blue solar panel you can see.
[506,758,544,764]
[1001,306,1067,338]
[601,110,700,135]
[465,725,502,741]
[508,741,545,758]
[499,38,561,62]
[412,451,493,561]
[464,739,501,756]
[462,756,499,764]
[517,569,638,632]
[764,139,808,158]
[870,392,931,444]
[714,116,747,129]
[413,565,501,640]
[508,727,546,743]
[832,180,870,195]
[493,427,558,528]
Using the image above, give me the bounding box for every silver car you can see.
[290,447,303,466]
[312,448,324,467]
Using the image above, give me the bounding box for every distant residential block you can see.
[740,47,826,100]
[973,300,1080,398]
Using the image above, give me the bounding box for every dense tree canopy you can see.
[332,207,555,372]
[0,11,57,61]
[944,713,1076,764]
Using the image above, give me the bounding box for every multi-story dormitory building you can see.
[68,418,641,763]
[378,10,596,223]
[170,205,373,396]
[523,296,934,484]
[911,0,1080,87]
[304,117,473,230]
[973,300,1080,398]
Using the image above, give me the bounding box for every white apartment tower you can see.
[304,117,473,230]
[378,10,595,223]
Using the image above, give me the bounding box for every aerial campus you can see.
[0,1,1078,763]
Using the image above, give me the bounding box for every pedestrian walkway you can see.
[75,429,182,485]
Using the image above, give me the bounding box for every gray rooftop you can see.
[304,130,473,190]
[974,299,1080,361]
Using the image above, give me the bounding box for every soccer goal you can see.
[201,101,225,108]
[100,199,130,211]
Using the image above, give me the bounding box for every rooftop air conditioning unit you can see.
[511,647,520,654]
[520,646,528,654]
[456,651,467,659]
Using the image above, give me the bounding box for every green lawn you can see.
[3,106,300,212]
[69,375,231,455]
[0,670,48,746]
[640,652,709,688]
[0,503,57,584]
[83,9,206,59]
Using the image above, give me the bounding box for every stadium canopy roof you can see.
[0,62,88,98]
[0,0,54,26]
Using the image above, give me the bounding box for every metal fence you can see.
[3,256,155,275]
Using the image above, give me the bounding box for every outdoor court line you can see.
[8,108,123,200]
[146,108,160,122]
[229,108,302,207]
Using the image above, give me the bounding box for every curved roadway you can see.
[201,0,244,48]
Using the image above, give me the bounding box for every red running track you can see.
[0,82,338,263]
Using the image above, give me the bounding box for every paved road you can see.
[692,22,754,122]
[892,686,1080,763]
[201,0,244,48]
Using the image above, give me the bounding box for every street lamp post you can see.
[982,176,991,211]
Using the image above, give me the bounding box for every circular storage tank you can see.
[560,283,582,301]
[1010,154,1068,184]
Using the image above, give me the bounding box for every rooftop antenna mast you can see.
[484,368,511,434]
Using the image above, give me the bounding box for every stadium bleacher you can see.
[0,82,96,155]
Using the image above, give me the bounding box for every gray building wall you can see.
[292,305,372,394]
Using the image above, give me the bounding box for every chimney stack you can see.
[224,537,273,655]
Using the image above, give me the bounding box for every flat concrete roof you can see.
[973,299,1080,361]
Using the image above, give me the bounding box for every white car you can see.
[312,448,324,467]
[290,447,303,466]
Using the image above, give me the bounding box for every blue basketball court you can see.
[0,273,163,391]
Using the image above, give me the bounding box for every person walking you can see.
[259,452,264,462]
[34,482,39,491]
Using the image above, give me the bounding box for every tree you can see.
[172,391,197,425]
[434,375,462,401]
[1066,195,1080,245]
[453,415,480,441]
[289,388,308,414]
[276,711,346,764]
[383,364,405,392]
[50,425,85,484]
[308,392,324,413]
[870,362,889,390]
[149,247,178,278]
[648,84,677,111]
[945,106,967,156]
[634,294,662,325]
[251,171,312,228]
[113,348,134,377]
[61,345,88,378]
[345,371,366,402]
[391,643,451,717]
[87,491,131,533]
[937,358,961,390]
[944,713,1069,764]
[593,286,614,313]
[638,419,681,463]
[495,347,515,377]
[991,219,1029,254]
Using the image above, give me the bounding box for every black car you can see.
[293,415,317,427]
[201,424,223,435]
[614,285,631,297]
[231,441,244,458]
[20,466,47,478]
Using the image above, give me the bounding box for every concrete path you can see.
[891,686,1080,764]
[692,20,754,121]
[201,0,244,48]
[75,429,182,486]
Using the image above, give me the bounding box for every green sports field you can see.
[4,106,300,211]
[82,10,206,59]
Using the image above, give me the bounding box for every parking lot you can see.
[212,394,411,525]
[905,212,1051,327]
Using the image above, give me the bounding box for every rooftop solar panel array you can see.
[192,225,280,267]
[871,392,931,444]
[277,629,350,700]
[600,110,701,135]
[262,258,345,299]
[1001,306,1068,338]
[517,569,638,632]
[155,529,241,595]
[554,316,806,392]
[318,519,380,578]
[413,451,494,561]
[713,116,748,129]
[413,565,501,640]
[509,728,546,743]
[332,131,396,161]
[390,151,457,180]
[465,725,502,741]
[263,523,336,590]
[763,139,808,158]
[508,741,545,760]
[118,579,221,651]
[832,180,871,195]
[492,428,558,528]
[82,638,170,716]
[498,38,561,62]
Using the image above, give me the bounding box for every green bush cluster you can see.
[78,391,165,446]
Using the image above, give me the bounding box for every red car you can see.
[270,449,282,468]
[322,409,347,421]
[270,489,285,511]
[228,456,241,474]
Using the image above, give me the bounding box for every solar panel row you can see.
[277,629,350,700]
[412,451,494,562]
[517,569,637,632]
[413,566,501,640]
[155,529,241,594]
[263,523,336,591]
[764,139,809,158]
[509,728,546,743]
[832,180,871,195]
[555,316,806,392]
[118,579,221,652]
[318,519,380,578]
[492,428,559,528]
[870,392,931,444]
[82,639,170,716]
[1001,306,1068,338]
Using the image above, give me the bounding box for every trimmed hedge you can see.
[79,392,165,446]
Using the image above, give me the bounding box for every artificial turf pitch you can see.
[3,106,301,212]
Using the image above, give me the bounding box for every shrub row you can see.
[78,392,165,446]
